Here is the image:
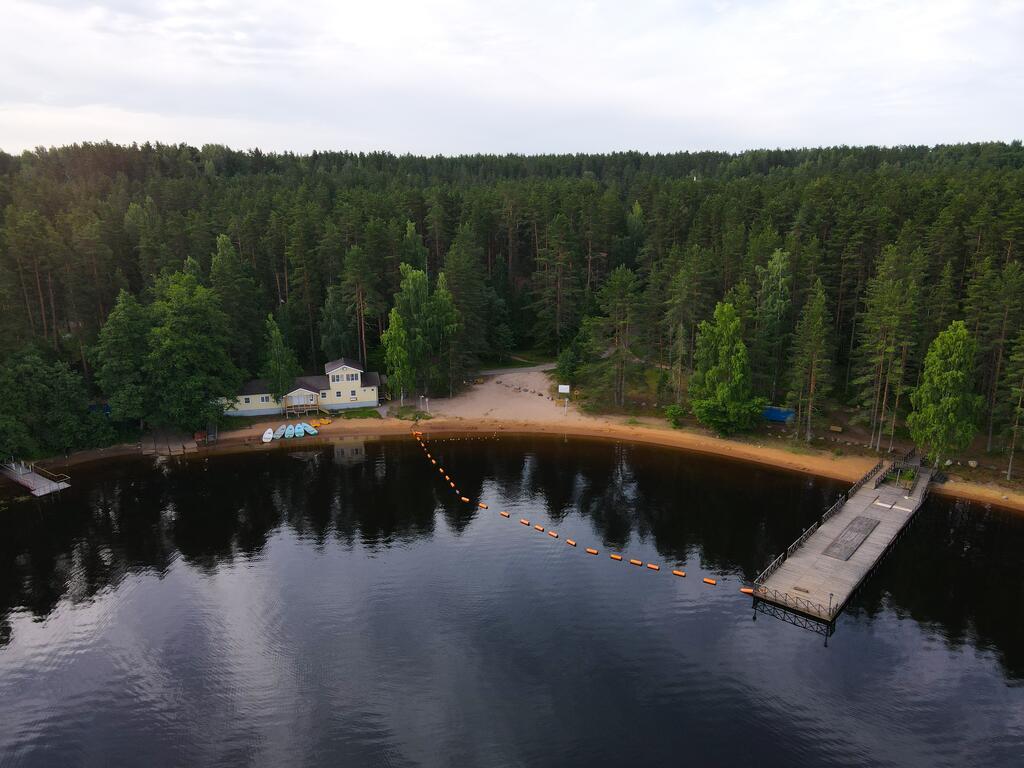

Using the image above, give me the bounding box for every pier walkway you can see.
[1,459,71,496]
[753,456,931,633]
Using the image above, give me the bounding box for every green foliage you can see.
[339,407,382,419]
[664,404,685,428]
[788,278,832,441]
[4,142,1024,460]
[210,234,263,374]
[381,307,414,404]
[908,320,982,465]
[260,314,301,401]
[146,272,243,431]
[689,302,766,435]
[94,289,152,425]
[0,348,111,458]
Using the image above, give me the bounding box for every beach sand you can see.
[28,370,1024,513]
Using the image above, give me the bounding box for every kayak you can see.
[285,424,295,439]
[273,425,286,440]
[295,424,305,438]
[301,422,318,436]
[261,428,273,443]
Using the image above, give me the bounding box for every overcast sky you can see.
[2,0,1022,155]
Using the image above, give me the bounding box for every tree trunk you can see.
[1009,383,1023,481]
[806,361,816,442]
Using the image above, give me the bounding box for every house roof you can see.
[289,375,329,395]
[324,357,363,374]
[240,378,271,396]
[362,371,381,388]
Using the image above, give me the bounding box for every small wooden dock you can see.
[752,456,931,633]
[1,459,71,496]
[141,430,199,457]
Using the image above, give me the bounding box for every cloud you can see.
[2,0,1022,153]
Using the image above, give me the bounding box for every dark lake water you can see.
[1,435,1022,767]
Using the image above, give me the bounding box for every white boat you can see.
[273,425,286,440]
[262,428,274,443]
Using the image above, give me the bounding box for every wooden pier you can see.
[1,459,71,497]
[752,456,931,634]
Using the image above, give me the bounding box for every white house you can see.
[227,357,381,417]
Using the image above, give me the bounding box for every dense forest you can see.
[1,142,1023,471]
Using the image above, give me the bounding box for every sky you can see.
[1,0,1022,155]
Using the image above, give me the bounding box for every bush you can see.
[664,404,685,428]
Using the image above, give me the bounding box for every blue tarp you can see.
[762,406,795,423]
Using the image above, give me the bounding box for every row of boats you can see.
[261,419,329,443]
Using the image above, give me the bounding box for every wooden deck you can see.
[753,461,931,625]
[141,431,199,457]
[1,461,71,496]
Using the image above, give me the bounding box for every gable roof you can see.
[287,375,329,395]
[240,378,271,396]
[324,357,363,374]
[362,371,381,388]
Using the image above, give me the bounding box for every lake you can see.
[1,435,1022,766]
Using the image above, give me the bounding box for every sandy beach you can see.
[27,369,1024,513]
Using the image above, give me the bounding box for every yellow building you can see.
[227,357,381,417]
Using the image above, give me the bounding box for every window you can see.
[335,391,341,398]
[331,374,340,383]
[350,390,357,399]
[320,391,328,399]
[347,372,359,382]
[260,395,269,403]
[243,396,250,404]
[308,394,315,403]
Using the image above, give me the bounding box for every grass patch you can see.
[393,405,433,421]
[340,407,382,420]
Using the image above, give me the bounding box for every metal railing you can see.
[752,585,834,620]
[754,458,885,586]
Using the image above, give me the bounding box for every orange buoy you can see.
[585,548,599,555]
[740,587,754,595]
[449,482,456,488]
[547,530,558,538]
[629,559,642,567]
[438,468,444,474]
[460,496,470,503]
[534,524,545,532]
[703,578,717,586]
[431,459,437,465]
[520,519,530,526]
[500,511,510,518]
[646,563,660,571]
[672,570,686,578]
[566,539,577,547]
[610,554,623,562]
[444,475,451,481]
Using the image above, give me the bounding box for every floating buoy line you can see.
[412,429,738,595]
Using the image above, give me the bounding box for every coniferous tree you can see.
[94,289,152,427]
[788,278,832,441]
[585,266,640,407]
[908,320,982,467]
[146,272,242,431]
[210,233,263,374]
[1001,329,1024,480]
[260,314,301,402]
[689,302,766,435]
[753,249,792,401]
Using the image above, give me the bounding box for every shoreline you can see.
[25,413,1024,514]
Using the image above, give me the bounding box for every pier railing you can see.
[752,458,886,609]
[751,585,834,621]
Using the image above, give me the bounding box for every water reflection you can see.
[0,436,1022,766]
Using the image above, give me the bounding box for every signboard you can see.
[558,384,570,395]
